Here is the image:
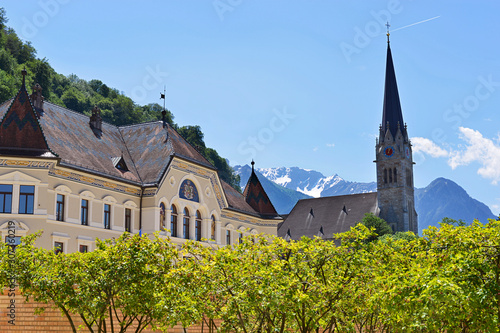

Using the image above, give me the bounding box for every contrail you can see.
[391,16,441,32]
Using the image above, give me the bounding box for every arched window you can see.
[195,210,202,241]
[183,208,190,239]
[383,169,387,184]
[170,205,178,237]
[211,215,216,241]
[389,168,393,183]
[393,168,397,183]
[159,203,166,230]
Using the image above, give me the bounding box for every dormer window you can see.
[112,156,129,172]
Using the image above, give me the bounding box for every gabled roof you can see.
[278,192,378,240]
[0,78,280,219]
[381,43,407,140]
[0,87,213,185]
[0,81,53,156]
[243,162,279,218]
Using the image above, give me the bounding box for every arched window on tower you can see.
[406,168,411,187]
[389,168,393,183]
[170,205,178,237]
[384,169,387,184]
[195,210,202,241]
[393,168,397,183]
[183,208,190,239]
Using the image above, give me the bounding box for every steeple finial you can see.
[251,160,255,172]
[21,68,27,87]
[385,22,391,43]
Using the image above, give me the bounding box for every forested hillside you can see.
[0,8,240,190]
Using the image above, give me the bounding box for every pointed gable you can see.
[381,43,407,141]
[0,76,52,156]
[243,161,278,217]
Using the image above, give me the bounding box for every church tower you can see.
[375,30,418,233]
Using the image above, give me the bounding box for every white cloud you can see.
[326,143,335,148]
[411,137,449,158]
[448,127,500,184]
[313,147,319,152]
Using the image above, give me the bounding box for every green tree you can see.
[360,213,392,241]
[14,232,182,333]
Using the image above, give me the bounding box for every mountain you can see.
[415,177,496,233]
[256,166,376,197]
[234,165,312,214]
[234,165,497,232]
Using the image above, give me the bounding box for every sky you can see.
[2,1,500,216]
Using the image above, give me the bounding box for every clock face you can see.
[384,146,394,157]
[405,147,410,159]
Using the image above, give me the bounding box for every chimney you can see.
[89,105,102,131]
[30,83,44,115]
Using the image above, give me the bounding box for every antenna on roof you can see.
[160,85,167,128]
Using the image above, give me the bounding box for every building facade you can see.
[0,72,281,252]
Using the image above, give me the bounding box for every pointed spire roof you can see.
[0,70,54,156]
[243,161,279,217]
[381,42,407,140]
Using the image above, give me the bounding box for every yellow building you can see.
[0,71,281,252]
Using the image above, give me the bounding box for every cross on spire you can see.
[385,21,391,43]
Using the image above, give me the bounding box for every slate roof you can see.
[243,164,279,218]
[277,192,379,240]
[0,80,281,219]
[0,87,212,185]
[381,43,407,140]
[0,83,52,156]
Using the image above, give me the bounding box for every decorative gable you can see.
[0,72,52,156]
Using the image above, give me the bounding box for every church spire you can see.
[381,37,407,141]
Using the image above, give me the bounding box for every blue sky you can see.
[3,1,500,216]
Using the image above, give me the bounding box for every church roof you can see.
[381,43,407,140]
[243,162,279,218]
[277,192,378,240]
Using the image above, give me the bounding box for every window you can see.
[19,185,34,214]
[79,244,88,253]
[125,208,131,232]
[389,168,392,183]
[239,233,243,243]
[383,169,387,184]
[81,199,89,225]
[183,208,190,239]
[56,194,65,221]
[104,204,111,229]
[54,241,64,254]
[171,205,178,237]
[226,229,231,245]
[211,215,216,241]
[159,203,166,230]
[195,211,202,241]
[393,168,397,183]
[0,184,12,213]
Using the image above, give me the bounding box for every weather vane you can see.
[386,21,391,43]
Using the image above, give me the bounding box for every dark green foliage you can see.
[0,7,241,191]
[360,213,392,241]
